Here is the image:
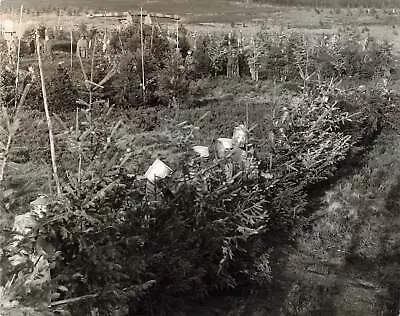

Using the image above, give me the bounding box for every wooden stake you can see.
[36,30,61,197]
[150,24,154,51]
[49,294,98,307]
[70,30,73,70]
[89,36,97,110]
[14,4,23,108]
[176,19,179,50]
[245,103,249,153]
[140,8,146,101]
[76,108,81,191]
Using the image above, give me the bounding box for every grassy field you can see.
[255,0,400,7]
[2,3,400,53]
[4,0,400,10]
[2,0,273,14]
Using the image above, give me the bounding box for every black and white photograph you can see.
[0,0,399,315]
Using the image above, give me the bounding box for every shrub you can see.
[39,109,271,314]
[203,34,230,76]
[109,24,172,107]
[154,51,190,106]
[27,65,78,113]
[245,31,393,82]
[191,36,212,78]
[109,23,169,61]
[111,50,159,107]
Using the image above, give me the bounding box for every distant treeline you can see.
[252,0,400,8]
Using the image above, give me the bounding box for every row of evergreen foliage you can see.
[1,24,393,112]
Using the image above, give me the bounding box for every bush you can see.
[245,31,393,82]
[109,23,169,61]
[191,36,213,78]
[155,51,190,106]
[27,65,78,113]
[111,50,159,107]
[39,109,270,314]
[110,24,194,107]
[109,23,173,107]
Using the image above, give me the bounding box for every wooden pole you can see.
[14,4,23,108]
[36,29,61,197]
[176,19,179,50]
[150,24,154,51]
[49,294,98,307]
[140,8,145,102]
[76,107,81,191]
[70,30,73,70]
[89,37,97,111]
